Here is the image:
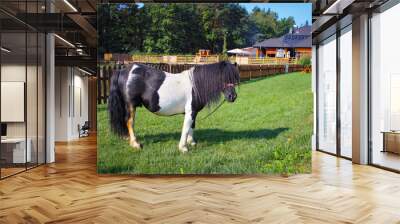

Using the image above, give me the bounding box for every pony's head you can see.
[223,83,237,102]
[191,61,240,106]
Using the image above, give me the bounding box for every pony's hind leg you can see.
[127,105,142,149]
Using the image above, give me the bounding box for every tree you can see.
[249,7,278,41]
[142,4,204,54]
[98,3,300,55]
[197,3,252,53]
[222,31,227,55]
[276,16,296,36]
[97,4,145,56]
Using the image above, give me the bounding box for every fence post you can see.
[250,67,252,80]
[97,66,101,104]
[102,66,108,104]
[108,66,112,101]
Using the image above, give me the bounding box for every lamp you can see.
[78,67,93,76]
[1,47,11,53]
[54,34,75,48]
[63,0,78,12]
[322,0,355,15]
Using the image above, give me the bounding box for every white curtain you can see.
[318,35,337,154]
[340,27,352,158]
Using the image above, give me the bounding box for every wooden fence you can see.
[239,64,303,79]
[105,53,299,65]
[248,57,298,65]
[97,63,304,104]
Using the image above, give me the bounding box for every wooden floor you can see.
[372,150,400,171]
[1,167,26,178]
[1,135,400,224]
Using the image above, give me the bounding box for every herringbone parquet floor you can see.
[1,135,400,224]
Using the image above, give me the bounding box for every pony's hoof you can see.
[187,138,196,146]
[130,141,142,149]
[179,146,188,153]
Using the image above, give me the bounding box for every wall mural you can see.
[97,2,313,175]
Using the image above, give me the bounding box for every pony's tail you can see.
[108,70,128,137]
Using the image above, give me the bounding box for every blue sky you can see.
[239,3,312,27]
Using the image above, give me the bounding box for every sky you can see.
[135,3,312,27]
[239,3,312,27]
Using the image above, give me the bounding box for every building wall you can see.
[1,63,46,164]
[1,64,27,138]
[55,67,68,141]
[54,67,89,141]
[88,77,97,132]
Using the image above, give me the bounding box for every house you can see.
[253,25,312,58]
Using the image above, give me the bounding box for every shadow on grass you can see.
[143,127,289,144]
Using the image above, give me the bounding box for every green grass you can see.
[97,72,313,175]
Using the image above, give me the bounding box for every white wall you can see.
[1,82,25,122]
[1,63,46,164]
[1,65,41,137]
[55,67,69,141]
[76,71,89,139]
[1,65,26,135]
[54,67,89,141]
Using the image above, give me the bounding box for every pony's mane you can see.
[191,61,240,107]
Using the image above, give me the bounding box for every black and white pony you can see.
[108,61,240,153]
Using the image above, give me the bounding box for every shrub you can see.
[298,55,311,67]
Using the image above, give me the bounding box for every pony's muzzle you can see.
[227,93,237,102]
[223,84,237,103]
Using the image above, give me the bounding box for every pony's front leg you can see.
[187,112,197,146]
[178,113,193,153]
[127,106,142,149]
[187,128,196,146]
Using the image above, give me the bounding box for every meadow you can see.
[97,72,312,175]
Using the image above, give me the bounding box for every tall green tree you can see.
[98,4,144,56]
[249,7,278,41]
[197,3,252,53]
[276,17,296,36]
[98,3,301,55]
[142,4,204,54]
